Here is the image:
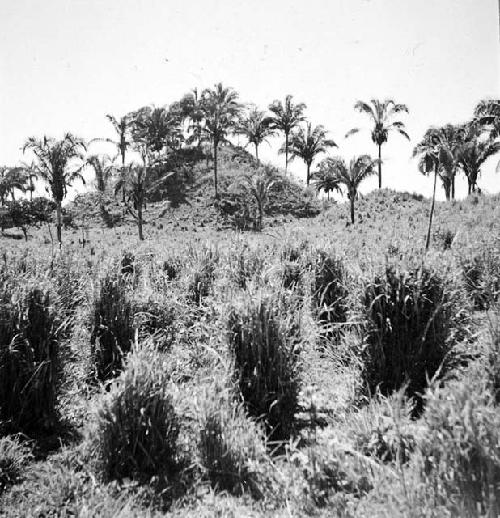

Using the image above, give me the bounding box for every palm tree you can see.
[268,95,307,173]
[474,99,500,140]
[199,83,242,199]
[87,154,115,193]
[178,88,205,146]
[328,155,379,224]
[435,124,467,200]
[312,158,343,200]
[286,123,337,186]
[236,106,274,161]
[0,167,27,205]
[346,99,410,189]
[23,134,86,243]
[413,129,454,250]
[457,133,500,195]
[95,114,133,202]
[125,105,178,240]
[236,168,276,230]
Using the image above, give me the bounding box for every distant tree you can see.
[0,167,27,205]
[87,154,115,193]
[0,197,55,240]
[346,99,410,189]
[286,123,337,186]
[413,129,454,250]
[435,124,467,200]
[312,158,343,200]
[199,83,242,199]
[122,105,178,240]
[236,168,276,230]
[23,134,86,244]
[94,114,134,202]
[236,106,274,161]
[268,95,307,173]
[456,131,500,194]
[177,88,205,146]
[328,155,379,224]
[473,99,500,140]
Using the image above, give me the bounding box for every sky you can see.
[1,0,499,201]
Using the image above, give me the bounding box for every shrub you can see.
[227,294,301,441]
[90,273,134,381]
[232,245,265,289]
[0,287,60,433]
[198,386,266,497]
[313,252,349,337]
[0,436,32,494]
[360,266,457,409]
[419,379,500,516]
[93,345,179,483]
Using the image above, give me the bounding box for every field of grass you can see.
[0,187,499,517]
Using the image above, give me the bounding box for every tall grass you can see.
[90,272,134,381]
[197,384,267,497]
[93,344,179,483]
[360,265,458,409]
[227,293,301,441]
[0,286,61,433]
[419,378,500,516]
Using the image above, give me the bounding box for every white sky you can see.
[1,0,499,200]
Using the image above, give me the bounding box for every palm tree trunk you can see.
[350,194,355,224]
[137,158,146,241]
[306,163,311,186]
[451,174,456,200]
[327,191,330,201]
[213,141,219,199]
[56,201,62,244]
[378,144,382,189]
[258,200,263,231]
[425,168,438,251]
[285,132,289,174]
[255,143,259,161]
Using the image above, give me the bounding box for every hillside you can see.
[0,188,499,517]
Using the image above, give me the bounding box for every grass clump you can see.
[93,345,180,484]
[198,385,267,498]
[419,378,500,516]
[187,248,218,306]
[90,272,134,381]
[360,265,457,409]
[0,436,32,494]
[227,294,301,442]
[0,286,61,433]
[313,252,349,336]
[133,296,177,351]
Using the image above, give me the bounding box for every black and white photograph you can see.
[0,0,499,516]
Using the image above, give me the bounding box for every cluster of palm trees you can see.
[4,83,500,243]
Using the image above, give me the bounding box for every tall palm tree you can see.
[457,134,500,194]
[236,106,274,161]
[0,167,27,205]
[87,154,115,193]
[312,158,343,200]
[346,99,410,189]
[413,129,454,250]
[199,83,242,199]
[286,123,337,186]
[23,134,86,244]
[178,88,205,146]
[328,155,379,224]
[268,95,307,173]
[236,168,275,231]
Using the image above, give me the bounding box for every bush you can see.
[133,296,177,351]
[313,252,349,337]
[90,273,134,381]
[0,286,60,433]
[419,379,500,516]
[0,436,32,494]
[360,266,458,409]
[93,345,179,483]
[227,294,301,441]
[198,386,266,497]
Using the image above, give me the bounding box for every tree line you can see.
[1,84,499,242]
